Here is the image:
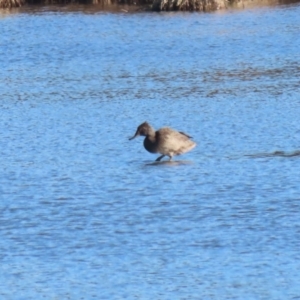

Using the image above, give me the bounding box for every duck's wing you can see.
[156,127,196,156]
[159,128,193,139]
[179,131,193,139]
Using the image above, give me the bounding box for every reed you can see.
[0,0,25,8]
[1,0,299,11]
[152,0,225,11]
[0,0,224,9]
[23,0,149,5]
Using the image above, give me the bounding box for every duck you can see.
[129,122,196,161]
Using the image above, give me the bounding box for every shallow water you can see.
[1,3,300,299]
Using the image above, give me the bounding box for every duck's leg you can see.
[168,156,173,161]
[156,155,165,161]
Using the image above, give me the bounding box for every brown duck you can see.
[129,122,196,161]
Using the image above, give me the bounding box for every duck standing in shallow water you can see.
[129,122,196,161]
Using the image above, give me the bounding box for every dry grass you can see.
[152,0,226,11]
[0,0,25,8]
[1,0,299,11]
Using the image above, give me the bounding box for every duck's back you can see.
[156,127,196,156]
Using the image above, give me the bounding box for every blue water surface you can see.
[0,3,300,299]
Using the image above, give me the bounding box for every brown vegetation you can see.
[152,0,225,11]
[0,0,25,8]
[0,0,224,9]
[0,0,299,11]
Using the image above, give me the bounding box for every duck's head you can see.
[129,122,152,140]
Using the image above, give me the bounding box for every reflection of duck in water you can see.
[129,122,196,161]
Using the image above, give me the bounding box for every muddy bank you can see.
[1,0,299,12]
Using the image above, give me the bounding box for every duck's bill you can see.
[129,131,139,140]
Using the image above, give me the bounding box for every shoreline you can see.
[1,0,300,12]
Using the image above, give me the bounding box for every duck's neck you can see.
[146,127,156,142]
[143,129,157,153]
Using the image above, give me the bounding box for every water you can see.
[1,3,300,299]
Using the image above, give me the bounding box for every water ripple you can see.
[1,3,300,299]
